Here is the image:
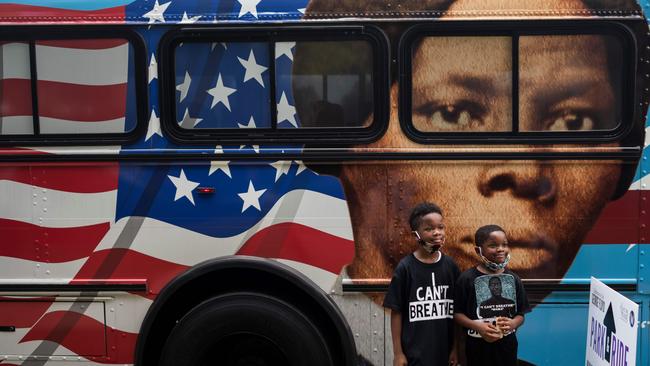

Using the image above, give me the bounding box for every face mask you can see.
[477,247,510,271]
[414,231,442,254]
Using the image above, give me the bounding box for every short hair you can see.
[409,202,443,231]
[475,224,506,247]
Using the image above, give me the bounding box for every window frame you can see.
[0,26,148,146]
[398,21,636,144]
[158,25,390,145]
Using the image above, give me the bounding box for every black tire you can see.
[160,292,335,366]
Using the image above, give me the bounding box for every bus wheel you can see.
[160,292,335,366]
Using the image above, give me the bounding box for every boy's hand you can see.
[448,347,458,365]
[496,317,515,333]
[476,321,502,343]
[394,352,408,366]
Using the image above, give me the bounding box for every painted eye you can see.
[427,102,486,130]
[546,112,595,131]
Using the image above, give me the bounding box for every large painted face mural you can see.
[295,0,641,283]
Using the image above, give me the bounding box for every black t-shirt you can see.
[454,267,530,365]
[383,253,461,366]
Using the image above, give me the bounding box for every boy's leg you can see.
[464,337,494,366]
[493,335,518,366]
[466,336,520,366]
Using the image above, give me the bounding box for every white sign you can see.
[586,277,638,366]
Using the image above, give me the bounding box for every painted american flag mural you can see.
[0,0,359,364]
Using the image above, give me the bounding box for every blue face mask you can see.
[477,247,510,271]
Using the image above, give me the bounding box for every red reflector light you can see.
[196,187,215,194]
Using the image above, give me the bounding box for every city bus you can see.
[0,0,649,365]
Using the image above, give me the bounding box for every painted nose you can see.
[479,166,557,205]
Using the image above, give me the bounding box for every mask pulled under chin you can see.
[478,247,511,271]
[413,231,443,254]
[421,241,442,254]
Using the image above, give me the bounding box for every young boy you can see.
[383,202,460,366]
[454,225,530,366]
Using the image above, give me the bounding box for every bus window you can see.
[0,36,142,138]
[410,36,512,133]
[0,42,33,135]
[37,39,135,134]
[288,41,374,129]
[172,39,375,130]
[160,26,388,144]
[402,26,632,142]
[518,34,623,132]
[174,42,272,129]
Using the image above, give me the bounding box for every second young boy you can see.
[454,225,530,366]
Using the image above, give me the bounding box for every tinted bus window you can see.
[290,41,374,129]
[410,36,512,133]
[172,39,375,131]
[518,35,623,132]
[0,42,32,135]
[405,29,628,140]
[1,38,138,136]
[174,41,272,129]
[37,39,135,134]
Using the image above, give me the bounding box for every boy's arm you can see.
[390,310,408,366]
[449,323,461,366]
[454,312,502,343]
